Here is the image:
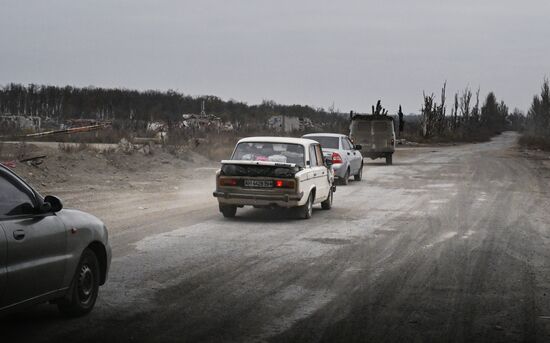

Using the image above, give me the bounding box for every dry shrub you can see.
[58,142,89,153]
[165,129,243,161]
[519,135,550,151]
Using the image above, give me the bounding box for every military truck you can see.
[349,114,396,165]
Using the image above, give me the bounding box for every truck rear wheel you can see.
[385,155,393,165]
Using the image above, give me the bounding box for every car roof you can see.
[237,136,318,145]
[303,133,347,138]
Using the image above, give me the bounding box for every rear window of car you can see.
[231,142,305,167]
[307,136,339,150]
[355,121,372,132]
[373,121,393,133]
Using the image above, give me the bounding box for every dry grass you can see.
[519,134,550,151]
[400,120,495,144]
[58,142,90,153]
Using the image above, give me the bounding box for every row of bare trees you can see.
[0,83,347,135]
[420,82,509,141]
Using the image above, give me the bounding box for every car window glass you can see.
[373,121,392,133]
[315,145,324,166]
[231,142,305,167]
[346,138,355,150]
[342,138,352,150]
[0,174,35,216]
[309,145,317,167]
[307,136,339,149]
[355,121,372,132]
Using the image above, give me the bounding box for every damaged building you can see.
[0,115,42,131]
[267,115,316,132]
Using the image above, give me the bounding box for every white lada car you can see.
[213,137,335,219]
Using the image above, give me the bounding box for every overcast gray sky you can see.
[1,0,549,113]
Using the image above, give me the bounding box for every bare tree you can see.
[421,92,436,138]
[471,87,481,122]
[435,82,447,134]
[460,87,472,120]
[452,93,459,130]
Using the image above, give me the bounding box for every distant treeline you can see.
[520,79,550,150]
[409,82,523,142]
[0,83,346,131]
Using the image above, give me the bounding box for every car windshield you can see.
[307,136,339,149]
[231,142,305,167]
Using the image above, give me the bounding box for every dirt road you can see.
[3,132,550,342]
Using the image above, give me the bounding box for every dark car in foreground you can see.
[0,163,111,317]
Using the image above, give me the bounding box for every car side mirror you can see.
[325,157,333,167]
[44,195,63,212]
[354,144,362,151]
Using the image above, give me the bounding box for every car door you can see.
[306,144,324,202]
[346,137,362,172]
[309,144,329,201]
[0,227,6,307]
[315,144,331,198]
[0,170,67,308]
[341,137,356,174]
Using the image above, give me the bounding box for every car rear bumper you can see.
[331,163,348,178]
[363,150,394,159]
[213,191,304,208]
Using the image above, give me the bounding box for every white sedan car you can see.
[303,133,363,185]
[213,137,335,219]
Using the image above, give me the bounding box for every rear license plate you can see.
[244,179,273,188]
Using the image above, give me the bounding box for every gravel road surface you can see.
[2,132,550,343]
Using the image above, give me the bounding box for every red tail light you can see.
[331,152,343,164]
[219,178,238,186]
[275,179,295,189]
[390,139,395,146]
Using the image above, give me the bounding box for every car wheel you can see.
[220,204,237,218]
[341,168,349,185]
[298,193,313,219]
[354,163,363,181]
[321,188,333,210]
[386,155,393,165]
[58,248,100,317]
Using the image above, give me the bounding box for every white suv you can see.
[213,137,335,219]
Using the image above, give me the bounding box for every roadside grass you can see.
[58,142,89,153]
[165,131,241,161]
[400,129,496,144]
[519,134,550,151]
